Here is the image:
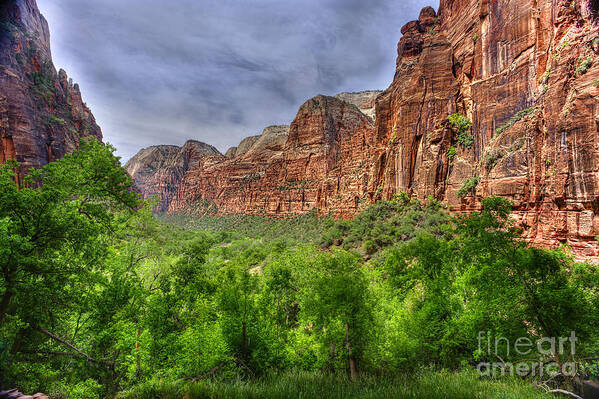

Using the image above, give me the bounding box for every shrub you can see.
[48,115,66,125]
[576,56,593,75]
[495,107,538,136]
[457,131,474,149]
[446,146,457,160]
[483,148,504,171]
[457,176,480,198]
[448,114,473,149]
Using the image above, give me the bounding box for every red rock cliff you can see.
[166,96,377,217]
[372,0,599,257]
[125,141,222,212]
[0,0,102,177]
[131,1,599,258]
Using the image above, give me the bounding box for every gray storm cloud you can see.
[37,0,439,161]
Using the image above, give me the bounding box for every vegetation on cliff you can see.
[0,143,597,398]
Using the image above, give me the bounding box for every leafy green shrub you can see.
[449,113,473,149]
[363,239,378,255]
[457,176,480,198]
[484,148,504,170]
[447,145,457,160]
[318,194,449,255]
[576,56,593,75]
[457,131,474,149]
[48,115,66,125]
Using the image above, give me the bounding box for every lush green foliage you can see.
[1,144,597,398]
[447,145,457,160]
[457,176,480,198]
[448,113,473,149]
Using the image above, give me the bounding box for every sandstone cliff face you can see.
[132,0,599,258]
[167,97,376,216]
[0,0,102,178]
[125,141,222,211]
[371,0,599,257]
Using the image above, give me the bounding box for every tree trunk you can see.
[0,288,13,327]
[345,323,357,380]
[241,321,247,355]
[135,326,141,379]
[329,341,337,372]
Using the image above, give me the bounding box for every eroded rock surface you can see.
[334,91,381,121]
[125,141,222,211]
[167,96,375,216]
[0,0,102,178]
[371,0,599,257]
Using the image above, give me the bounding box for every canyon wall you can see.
[371,0,599,257]
[0,0,101,178]
[125,141,222,212]
[166,97,377,217]
[130,1,599,258]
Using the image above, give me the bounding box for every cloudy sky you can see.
[37,0,438,161]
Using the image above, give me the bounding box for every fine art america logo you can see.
[476,331,578,377]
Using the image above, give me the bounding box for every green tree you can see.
[300,250,373,379]
[0,139,140,387]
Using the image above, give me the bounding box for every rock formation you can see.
[0,0,102,178]
[0,389,48,399]
[334,90,381,121]
[130,0,599,258]
[371,0,599,257]
[125,141,222,211]
[167,98,376,216]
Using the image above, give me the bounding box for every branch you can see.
[232,355,255,378]
[33,325,104,366]
[548,389,583,399]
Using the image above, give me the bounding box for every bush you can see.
[457,176,480,198]
[447,146,457,160]
[484,148,504,170]
[576,56,593,75]
[448,114,473,149]
[495,107,538,136]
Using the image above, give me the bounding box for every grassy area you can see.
[117,371,549,399]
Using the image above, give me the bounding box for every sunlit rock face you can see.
[125,141,222,212]
[334,91,381,121]
[132,0,599,258]
[0,0,102,179]
[371,0,599,258]
[167,96,376,217]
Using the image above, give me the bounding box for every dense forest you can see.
[1,141,598,398]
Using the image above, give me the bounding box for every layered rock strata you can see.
[372,0,599,257]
